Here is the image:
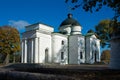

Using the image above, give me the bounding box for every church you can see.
[21,14,100,64]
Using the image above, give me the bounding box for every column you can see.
[24,39,27,63]
[31,39,34,63]
[34,38,39,63]
[21,41,24,63]
[38,38,40,63]
[33,38,35,63]
[97,41,100,62]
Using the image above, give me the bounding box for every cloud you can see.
[8,20,30,32]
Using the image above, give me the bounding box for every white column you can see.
[38,38,40,63]
[21,41,24,63]
[33,38,35,63]
[31,39,33,63]
[24,39,27,63]
[34,38,39,63]
[97,41,101,62]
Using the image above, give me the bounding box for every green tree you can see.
[65,0,120,48]
[95,20,114,48]
[87,19,120,48]
[0,26,20,64]
[65,0,120,18]
[101,50,110,64]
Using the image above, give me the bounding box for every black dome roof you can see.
[60,14,80,26]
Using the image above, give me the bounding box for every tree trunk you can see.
[13,53,15,63]
[4,54,10,64]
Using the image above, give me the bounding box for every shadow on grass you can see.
[0,63,120,80]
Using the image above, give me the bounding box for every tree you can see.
[101,50,110,64]
[0,26,20,64]
[65,0,120,47]
[94,20,114,48]
[65,0,120,19]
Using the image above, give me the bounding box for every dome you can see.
[59,14,82,35]
[60,13,80,27]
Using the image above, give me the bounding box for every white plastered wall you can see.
[36,31,52,63]
[85,35,100,64]
[69,35,85,64]
[52,33,68,64]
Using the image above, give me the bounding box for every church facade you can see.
[21,14,100,64]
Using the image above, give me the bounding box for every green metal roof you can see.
[60,14,81,27]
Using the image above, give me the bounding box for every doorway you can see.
[45,48,49,63]
[94,51,97,62]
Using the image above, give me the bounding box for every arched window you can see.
[61,52,64,60]
[61,40,64,45]
[80,52,83,59]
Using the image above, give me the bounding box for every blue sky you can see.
[0,0,115,34]
[0,0,115,52]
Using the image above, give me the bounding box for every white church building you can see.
[21,14,100,64]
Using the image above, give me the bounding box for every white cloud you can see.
[8,20,30,32]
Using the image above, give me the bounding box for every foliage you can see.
[101,50,110,64]
[0,26,20,64]
[65,0,120,48]
[65,0,120,18]
[95,19,120,48]
[95,20,114,48]
[9,52,21,63]
[87,19,120,48]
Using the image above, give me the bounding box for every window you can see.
[61,40,64,45]
[80,52,83,59]
[94,43,97,47]
[62,31,67,34]
[61,52,64,60]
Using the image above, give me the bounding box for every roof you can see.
[25,22,54,28]
[85,33,95,37]
[60,13,81,27]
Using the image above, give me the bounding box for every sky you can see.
[0,0,115,34]
[0,0,115,52]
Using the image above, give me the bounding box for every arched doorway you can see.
[94,51,97,62]
[45,48,49,63]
